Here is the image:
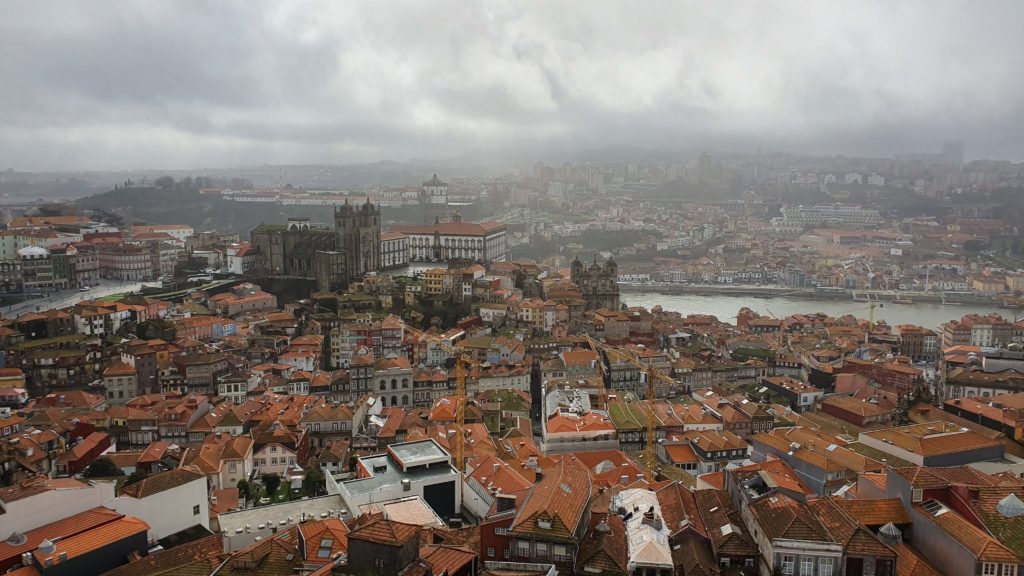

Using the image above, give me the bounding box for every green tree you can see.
[302,466,325,496]
[136,319,177,341]
[83,456,124,478]
[155,176,175,190]
[261,473,281,499]
[123,470,149,487]
[236,479,252,503]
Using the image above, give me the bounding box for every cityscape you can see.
[5,2,1024,576]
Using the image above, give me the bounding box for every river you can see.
[621,289,1012,331]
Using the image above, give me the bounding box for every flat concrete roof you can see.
[388,439,449,470]
[358,495,445,527]
[218,494,349,551]
[346,452,458,493]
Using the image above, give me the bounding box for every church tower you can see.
[570,255,620,311]
[334,198,381,281]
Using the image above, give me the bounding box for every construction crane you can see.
[580,334,609,408]
[582,334,676,478]
[867,301,882,329]
[403,324,482,473]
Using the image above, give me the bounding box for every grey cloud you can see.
[2,0,1024,170]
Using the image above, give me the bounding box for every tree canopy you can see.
[83,456,124,478]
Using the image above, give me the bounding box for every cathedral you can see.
[250,198,381,292]
[571,255,620,311]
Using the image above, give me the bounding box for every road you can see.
[2,280,151,318]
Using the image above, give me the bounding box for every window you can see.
[800,557,813,575]
[781,555,795,575]
[487,547,495,557]
[516,542,529,557]
[1004,565,1018,576]
[495,527,509,535]
[271,446,278,453]
[193,504,200,515]
[983,564,998,576]
[317,539,334,559]
[229,462,237,473]
[819,557,834,576]
[535,542,548,558]
[375,558,385,568]
[504,549,510,559]
[912,488,923,503]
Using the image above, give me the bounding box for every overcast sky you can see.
[3,1,1024,171]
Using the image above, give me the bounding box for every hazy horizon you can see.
[4,1,1024,171]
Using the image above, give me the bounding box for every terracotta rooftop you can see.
[98,534,222,576]
[33,516,149,565]
[0,477,90,504]
[118,466,204,499]
[860,421,1003,457]
[347,517,420,546]
[914,499,1020,563]
[509,459,592,540]
[298,518,349,564]
[831,497,911,526]
[747,492,833,542]
[0,507,123,569]
[575,514,628,575]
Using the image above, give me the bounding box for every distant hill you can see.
[74,186,438,235]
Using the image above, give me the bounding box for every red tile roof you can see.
[98,534,222,576]
[509,459,592,540]
[348,517,419,546]
[298,518,349,564]
[34,516,149,565]
[118,466,204,499]
[0,507,123,569]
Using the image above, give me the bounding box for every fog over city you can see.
[4,0,1024,170]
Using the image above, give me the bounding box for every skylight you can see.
[921,499,948,517]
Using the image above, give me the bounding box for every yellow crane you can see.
[580,334,609,408]
[403,324,482,473]
[583,334,676,478]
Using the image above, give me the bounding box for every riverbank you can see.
[619,283,1002,306]
[619,290,1011,330]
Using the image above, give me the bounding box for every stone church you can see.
[571,255,620,311]
[250,199,381,292]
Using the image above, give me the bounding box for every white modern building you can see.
[334,439,462,521]
[0,478,115,535]
[110,467,209,543]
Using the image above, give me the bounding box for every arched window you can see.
[402,378,409,389]
[379,380,386,390]
[401,395,409,406]
[391,378,397,390]
[379,396,387,407]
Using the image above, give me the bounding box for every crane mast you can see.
[403,323,480,473]
[645,365,657,479]
[454,356,467,472]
